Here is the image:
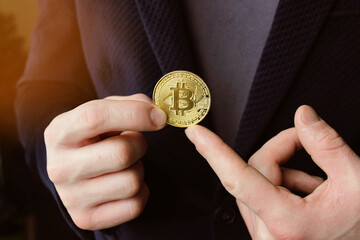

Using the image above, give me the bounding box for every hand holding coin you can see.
[45,94,167,230]
[45,71,210,231]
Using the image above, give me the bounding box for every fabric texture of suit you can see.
[16,0,360,239]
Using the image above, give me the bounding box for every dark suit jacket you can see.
[16,0,360,239]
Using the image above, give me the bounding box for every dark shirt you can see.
[183,0,279,145]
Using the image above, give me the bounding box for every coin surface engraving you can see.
[153,70,211,127]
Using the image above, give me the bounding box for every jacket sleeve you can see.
[15,0,96,238]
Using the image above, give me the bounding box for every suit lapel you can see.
[234,0,337,158]
[134,0,215,129]
[134,0,196,74]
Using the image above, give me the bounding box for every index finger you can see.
[48,99,167,146]
[185,125,291,219]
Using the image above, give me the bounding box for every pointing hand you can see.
[186,105,360,240]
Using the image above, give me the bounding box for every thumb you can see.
[294,105,359,179]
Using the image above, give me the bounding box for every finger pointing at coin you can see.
[185,106,360,239]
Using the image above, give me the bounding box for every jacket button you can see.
[214,206,237,225]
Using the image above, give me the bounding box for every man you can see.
[16,0,360,239]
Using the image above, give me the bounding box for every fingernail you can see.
[302,106,321,124]
[150,107,167,127]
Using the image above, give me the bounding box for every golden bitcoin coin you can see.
[153,70,211,127]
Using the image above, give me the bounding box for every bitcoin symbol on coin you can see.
[153,71,211,127]
[170,82,194,116]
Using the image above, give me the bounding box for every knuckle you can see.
[222,165,251,196]
[59,190,79,209]
[46,164,58,183]
[316,127,346,152]
[44,125,54,145]
[125,197,145,220]
[124,170,143,197]
[221,178,240,195]
[47,156,76,185]
[47,163,66,184]
[78,101,105,131]
[44,114,64,145]
[126,105,145,127]
[72,210,96,230]
[112,140,133,167]
[194,143,209,157]
[132,93,151,102]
